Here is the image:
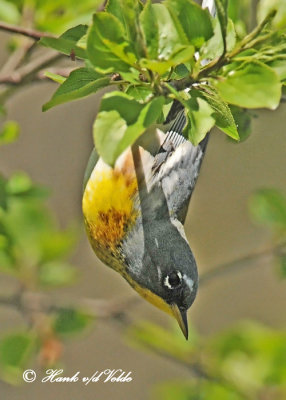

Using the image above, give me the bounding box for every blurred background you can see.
[1,1,286,399]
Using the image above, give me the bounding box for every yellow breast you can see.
[82,150,138,263]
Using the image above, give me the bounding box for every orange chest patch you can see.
[82,153,138,253]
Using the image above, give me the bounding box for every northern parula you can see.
[82,102,209,339]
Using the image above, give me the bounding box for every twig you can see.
[0,43,32,76]
[0,50,64,84]
[0,241,285,314]
[0,291,140,320]
[200,240,286,285]
[0,21,54,41]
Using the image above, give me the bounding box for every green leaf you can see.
[226,18,236,52]
[269,60,286,81]
[6,172,32,195]
[200,17,236,61]
[0,121,19,145]
[39,261,78,287]
[185,97,216,145]
[106,0,142,26]
[196,85,239,140]
[87,12,137,73]
[6,172,48,199]
[125,86,153,102]
[106,0,124,22]
[229,105,252,142]
[120,68,141,84]
[215,0,229,49]
[140,46,194,75]
[32,0,102,34]
[139,2,195,74]
[0,332,35,384]
[94,92,164,165]
[40,25,88,59]
[165,84,215,144]
[107,0,142,56]
[152,3,188,59]
[43,68,110,111]
[44,71,66,84]
[166,0,214,48]
[173,64,190,78]
[214,61,282,109]
[249,189,286,233]
[53,308,93,337]
[94,110,127,166]
[99,91,144,124]
[139,0,159,59]
[61,24,88,42]
[0,0,20,24]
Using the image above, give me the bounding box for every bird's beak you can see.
[171,304,188,340]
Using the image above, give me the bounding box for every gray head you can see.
[122,218,198,339]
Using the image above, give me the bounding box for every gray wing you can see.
[82,148,99,191]
[151,104,209,224]
[157,137,208,223]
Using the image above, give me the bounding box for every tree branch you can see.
[0,291,140,320]
[0,50,63,84]
[0,21,54,41]
[200,240,286,285]
[0,241,284,316]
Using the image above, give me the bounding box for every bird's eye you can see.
[164,271,182,289]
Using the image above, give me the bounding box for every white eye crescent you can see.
[164,271,182,289]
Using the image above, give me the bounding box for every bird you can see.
[82,0,215,340]
[82,101,209,339]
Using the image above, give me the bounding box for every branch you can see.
[200,240,286,285]
[0,291,140,320]
[0,21,54,41]
[0,241,284,315]
[0,291,212,380]
[0,50,63,84]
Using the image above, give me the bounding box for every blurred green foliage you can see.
[127,321,286,400]
[0,171,93,383]
[249,189,286,235]
[0,172,78,284]
[249,188,286,278]
[0,121,19,145]
[258,0,286,30]
[0,0,103,33]
[54,308,93,337]
[0,332,35,384]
